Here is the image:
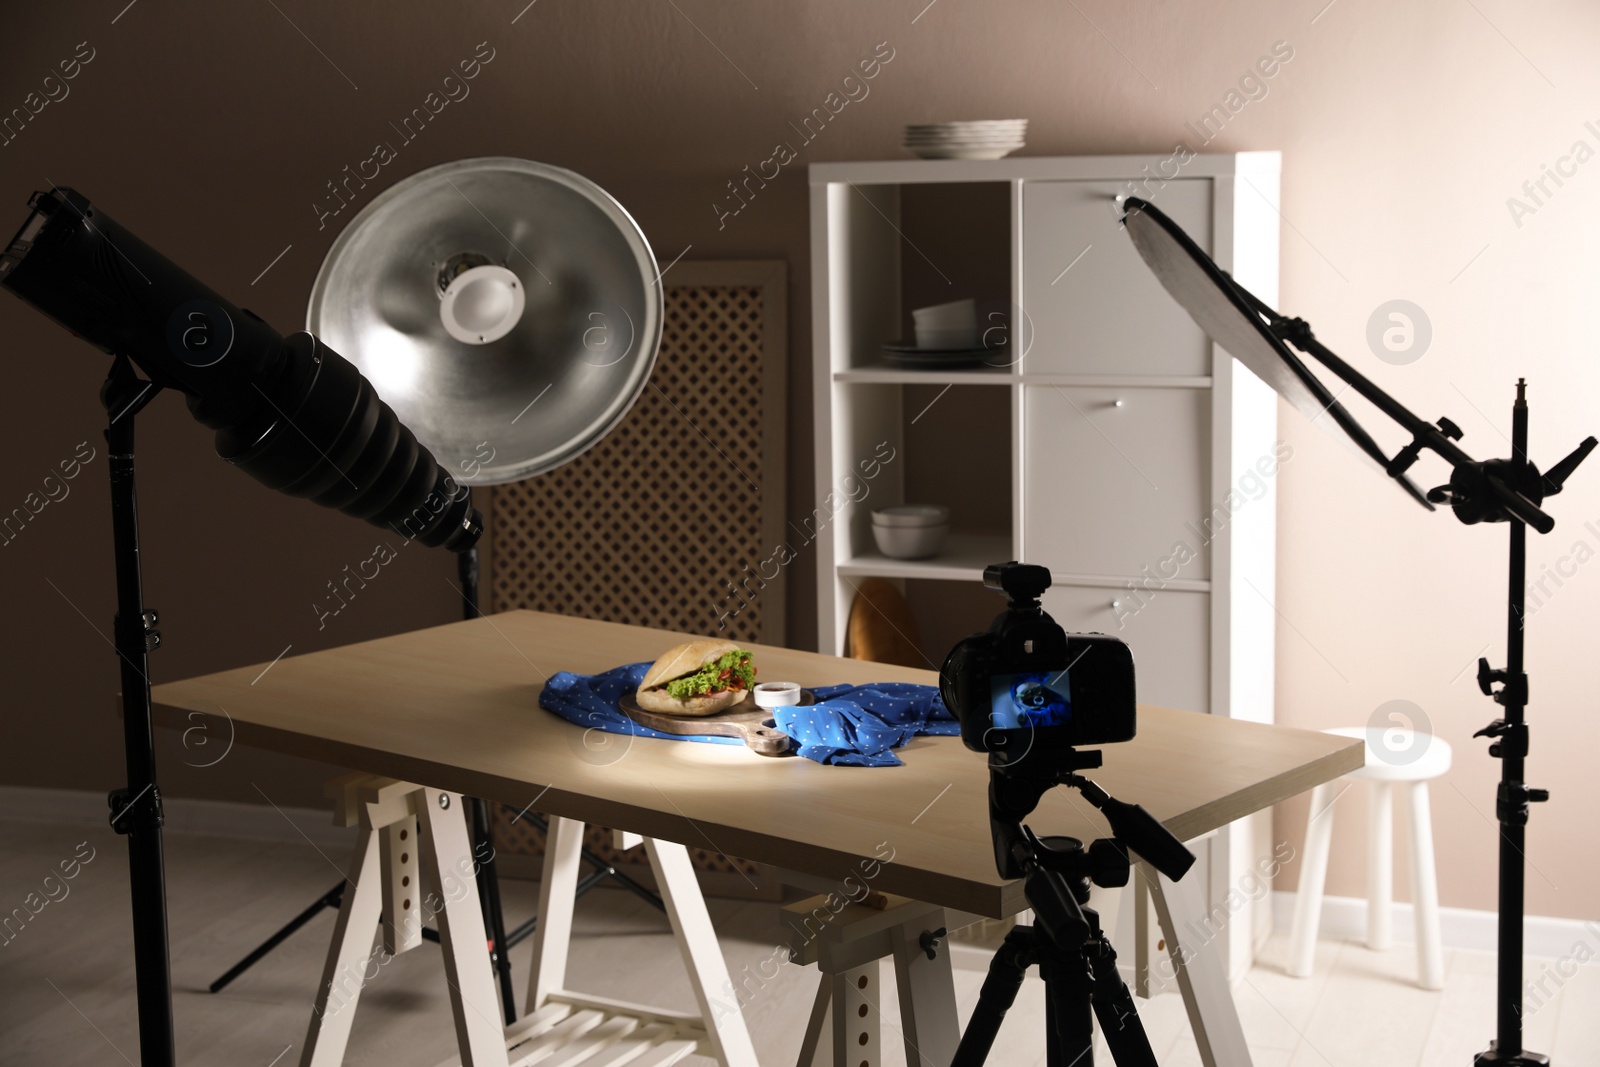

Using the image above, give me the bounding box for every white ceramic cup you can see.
[912,297,978,326]
[753,681,803,708]
[912,298,979,349]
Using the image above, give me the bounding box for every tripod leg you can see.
[1042,965,1096,1067]
[1086,929,1159,1067]
[209,882,345,993]
[952,927,1034,1067]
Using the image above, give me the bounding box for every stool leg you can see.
[1407,782,1445,990]
[1368,782,1393,951]
[1288,783,1337,977]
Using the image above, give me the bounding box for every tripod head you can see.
[988,751,1195,950]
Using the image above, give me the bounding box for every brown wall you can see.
[2,1,1597,920]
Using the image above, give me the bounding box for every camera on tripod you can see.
[939,561,1195,1067]
[942,561,1136,761]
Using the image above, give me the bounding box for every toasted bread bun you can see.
[635,686,745,717]
[635,640,751,718]
[639,640,745,692]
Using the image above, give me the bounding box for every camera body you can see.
[941,562,1137,761]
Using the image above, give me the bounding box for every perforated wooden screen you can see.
[487,261,787,645]
[485,262,786,883]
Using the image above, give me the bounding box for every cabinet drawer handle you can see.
[1113,398,1126,409]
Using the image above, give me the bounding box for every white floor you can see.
[0,813,1594,1066]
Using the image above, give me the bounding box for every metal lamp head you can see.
[308,157,663,487]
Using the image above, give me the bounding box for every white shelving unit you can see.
[809,153,1282,979]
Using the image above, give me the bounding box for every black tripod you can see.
[953,750,1197,1067]
[101,357,177,1066]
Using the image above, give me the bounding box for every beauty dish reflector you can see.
[308,157,663,486]
[1121,196,1431,509]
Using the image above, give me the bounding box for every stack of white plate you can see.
[904,120,1027,160]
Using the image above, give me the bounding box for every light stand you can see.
[1120,197,1596,1066]
[103,355,176,1066]
[1246,306,1591,1067]
[298,156,668,1027]
[454,529,520,1024]
[2,185,485,1067]
[453,521,668,1025]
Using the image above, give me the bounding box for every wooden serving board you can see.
[616,689,816,757]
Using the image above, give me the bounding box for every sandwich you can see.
[636,640,757,716]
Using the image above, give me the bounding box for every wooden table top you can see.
[150,610,1361,917]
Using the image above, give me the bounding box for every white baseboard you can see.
[1270,890,1600,961]
[0,785,353,854]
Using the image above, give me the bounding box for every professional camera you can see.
[941,561,1137,761]
[941,564,1191,1067]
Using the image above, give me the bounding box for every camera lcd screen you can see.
[990,670,1073,730]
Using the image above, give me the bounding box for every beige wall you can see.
[2,1,1596,920]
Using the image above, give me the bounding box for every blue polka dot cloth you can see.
[539,662,959,767]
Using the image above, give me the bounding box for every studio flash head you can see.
[0,187,482,551]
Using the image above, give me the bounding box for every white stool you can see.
[1287,726,1452,990]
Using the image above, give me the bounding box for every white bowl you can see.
[872,504,950,527]
[873,521,949,560]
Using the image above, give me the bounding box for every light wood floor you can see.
[1,814,1594,1066]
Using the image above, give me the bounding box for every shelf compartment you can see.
[835,363,1018,385]
[833,368,1216,387]
[1048,572,1210,593]
[838,533,1013,581]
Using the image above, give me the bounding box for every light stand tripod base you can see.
[1475,1048,1549,1066]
